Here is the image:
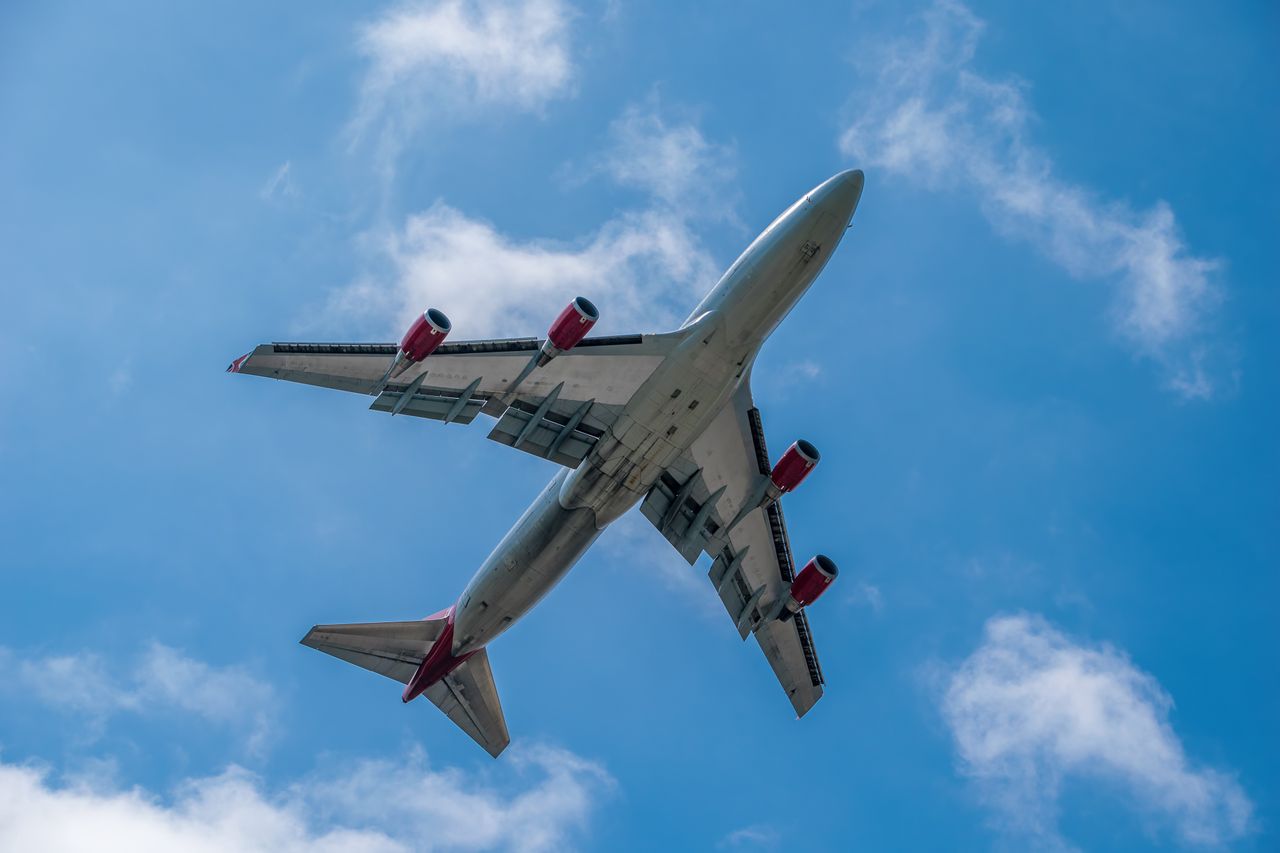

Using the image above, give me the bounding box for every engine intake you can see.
[790,554,838,607]
[539,297,599,366]
[775,554,838,621]
[389,308,451,379]
[770,440,820,493]
[401,308,452,362]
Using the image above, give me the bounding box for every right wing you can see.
[229,332,680,469]
[639,380,826,717]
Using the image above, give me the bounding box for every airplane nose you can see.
[810,169,864,225]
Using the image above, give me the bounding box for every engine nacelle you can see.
[769,440,820,493]
[774,555,838,622]
[388,308,451,379]
[721,440,823,536]
[538,297,599,366]
[401,308,452,362]
[790,554,838,606]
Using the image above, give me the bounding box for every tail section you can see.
[420,647,509,757]
[301,613,510,757]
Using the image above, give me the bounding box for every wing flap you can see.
[639,467,727,564]
[369,380,490,425]
[486,397,603,468]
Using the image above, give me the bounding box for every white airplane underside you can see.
[230,169,865,757]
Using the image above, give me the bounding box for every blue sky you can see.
[1,1,1276,849]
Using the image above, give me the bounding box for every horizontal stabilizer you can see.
[301,618,447,683]
[426,649,510,758]
[301,616,510,757]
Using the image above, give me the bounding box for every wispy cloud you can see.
[321,101,729,339]
[839,1,1224,398]
[943,614,1252,849]
[259,160,296,202]
[0,644,276,755]
[592,96,738,219]
[0,744,611,852]
[352,0,575,178]
[847,581,883,613]
[717,824,780,849]
[107,361,133,396]
[790,360,822,381]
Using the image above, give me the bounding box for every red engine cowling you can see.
[790,554,838,607]
[400,308,452,363]
[770,440,820,492]
[547,297,599,352]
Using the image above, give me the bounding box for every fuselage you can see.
[450,169,864,656]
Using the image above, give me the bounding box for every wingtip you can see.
[227,352,252,374]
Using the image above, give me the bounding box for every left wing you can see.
[639,381,826,717]
[230,333,679,469]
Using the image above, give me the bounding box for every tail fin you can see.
[302,616,510,757]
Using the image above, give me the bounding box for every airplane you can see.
[228,168,865,757]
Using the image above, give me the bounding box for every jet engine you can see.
[388,308,451,379]
[776,555,838,620]
[769,440,820,493]
[722,440,822,535]
[538,297,599,366]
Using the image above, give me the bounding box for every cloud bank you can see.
[943,615,1252,849]
[839,0,1223,398]
[0,745,611,852]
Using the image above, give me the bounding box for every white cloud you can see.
[847,581,883,612]
[259,161,296,202]
[0,744,610,852]
[594,98,738,218]
[133,645,276,755]
[943,614,1252,849]
[839,1,1224,398]
[790,360,822,381]
[328,203,716,340]
[0,644,275,755]
[352,0,575,175]
[717,824,780,849]
[323,102,729,340]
